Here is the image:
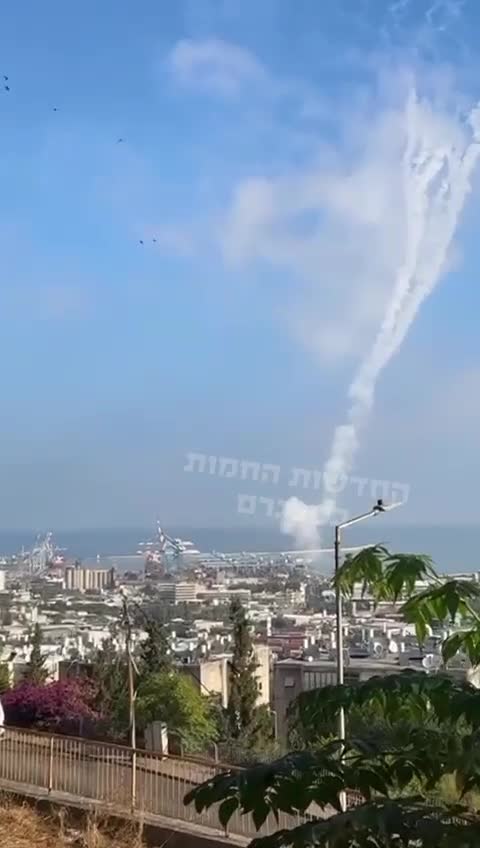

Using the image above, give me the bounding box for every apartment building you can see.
[273,656,418,740]
[179,643,271,708]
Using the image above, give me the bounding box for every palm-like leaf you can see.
[402,580,480,643]
[383,553,437,601]
[335,546,389,600]
[335,546,440,607]
[442,628,480,666]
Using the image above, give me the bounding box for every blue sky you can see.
[0,0,480,532]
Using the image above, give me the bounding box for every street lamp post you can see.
[334,498,402,811]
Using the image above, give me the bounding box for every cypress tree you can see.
[25,623,48,684]
[139,618,171,675]
[226,599,271,751]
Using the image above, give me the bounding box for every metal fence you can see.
[0,727,311,841]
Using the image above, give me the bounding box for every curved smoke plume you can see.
[282,87,480,547]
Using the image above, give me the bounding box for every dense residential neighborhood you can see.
[0,549,479,755]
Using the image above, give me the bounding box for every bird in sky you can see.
[152,238,157,243]
[53,107,58,112]
[117,138,124,143]
[4,85,9,92]
[3,75,8,81]
[139,240,144,245]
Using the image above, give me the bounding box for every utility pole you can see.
[121,592,138,809]
[121,593,137,749]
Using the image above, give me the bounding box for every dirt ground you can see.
[0,798,145,848]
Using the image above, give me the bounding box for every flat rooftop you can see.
[275,656,419,671]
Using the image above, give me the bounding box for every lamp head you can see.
[373,499,385,513]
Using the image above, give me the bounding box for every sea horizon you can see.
[0,523,479,573]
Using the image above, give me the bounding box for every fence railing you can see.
[0,726,313,841]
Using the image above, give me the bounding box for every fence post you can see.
[131,748,137,812]
[48,736,54,793]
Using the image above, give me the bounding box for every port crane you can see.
[140,520,372,578]
[25,532,55,576]
[141,522,200,576]
[140,522,192,558]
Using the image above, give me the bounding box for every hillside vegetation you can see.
[0,798,145,848]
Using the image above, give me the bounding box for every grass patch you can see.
[0,797,145,847]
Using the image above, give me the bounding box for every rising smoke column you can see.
[282,87,480,547]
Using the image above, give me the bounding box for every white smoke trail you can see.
[282,87,480,547]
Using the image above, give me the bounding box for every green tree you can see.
[90,639,129,740]
[0,664,10,693]
[136,670,217,754]
[185,548,480,846]
[138,618,171,675]
[25,623,48,685]
[187,674,480,846]
[224,599,273,759]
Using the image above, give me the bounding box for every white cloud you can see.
[167,38,266,96]
[218,71,477,365]
[166,36,327,121]
[219,101,409,361]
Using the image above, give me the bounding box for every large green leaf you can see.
[402,581,480,644]
[184,554,480,848]
[247,799,480,848]
[383,553,437,601]
[335,547,439,606]
[218,796,239,827]
[294,672,475,732]
[185,732,480,845]
[334,545,389,600]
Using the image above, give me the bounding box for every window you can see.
[284,676,296,688]
[304,671,336,690]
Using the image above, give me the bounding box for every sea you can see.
[0,524,479,574]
